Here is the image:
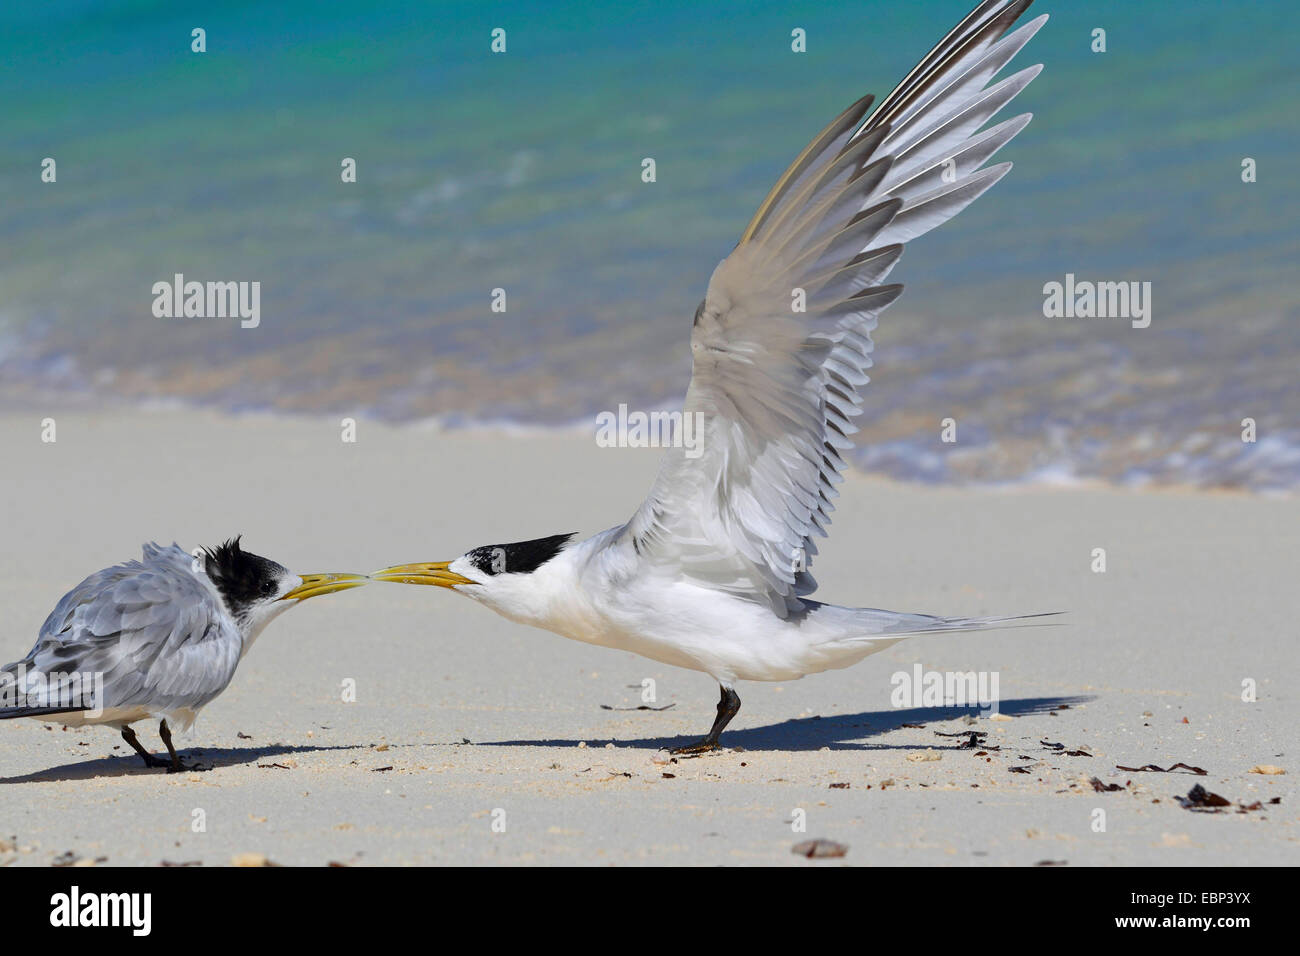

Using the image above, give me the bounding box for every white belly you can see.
[552,580,902,684]
[27,705,201,732]
[30,706,150,729]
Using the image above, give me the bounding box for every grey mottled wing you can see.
[14,543,242,717]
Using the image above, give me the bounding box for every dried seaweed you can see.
[600,703,676,711]
[1116,762,1207,775]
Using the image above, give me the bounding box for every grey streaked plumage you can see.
[13,544,246,729]
[2,540,365,770]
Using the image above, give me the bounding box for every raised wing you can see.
[617,0,1046,615]
[9,543,241,721]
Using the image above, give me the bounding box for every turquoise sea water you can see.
[1,1,1297,489]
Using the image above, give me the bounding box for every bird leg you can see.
[158,719,207,773]
[670,685,741,755]
[120,726,169,769]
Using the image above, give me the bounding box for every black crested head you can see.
[203,536,289,616]
[465,533,577,577]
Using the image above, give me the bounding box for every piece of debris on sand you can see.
[1178,784,1231,810]
[1116,762,1207,775]
[792,839,848,859]
[1175,784,1270,814]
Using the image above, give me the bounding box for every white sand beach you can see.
[0,410,1294,865]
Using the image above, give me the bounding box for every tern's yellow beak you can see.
[278,572,371,602]
[370,561,476,588]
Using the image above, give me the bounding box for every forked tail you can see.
[888,611,1064,637]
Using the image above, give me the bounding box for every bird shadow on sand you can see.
[481,695,1095,753]
[1,742,365,784]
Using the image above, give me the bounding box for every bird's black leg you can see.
[120,726,169,769]
[158,719,207,773]
[670,685,741,755]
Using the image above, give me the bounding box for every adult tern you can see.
[0,538,367,771]
[375,0,1052,752]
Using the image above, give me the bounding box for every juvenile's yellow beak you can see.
[279,573,371,602]
[371,561,476,588]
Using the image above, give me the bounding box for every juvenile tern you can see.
[1,538,366,771]
[375,0,1052,752]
